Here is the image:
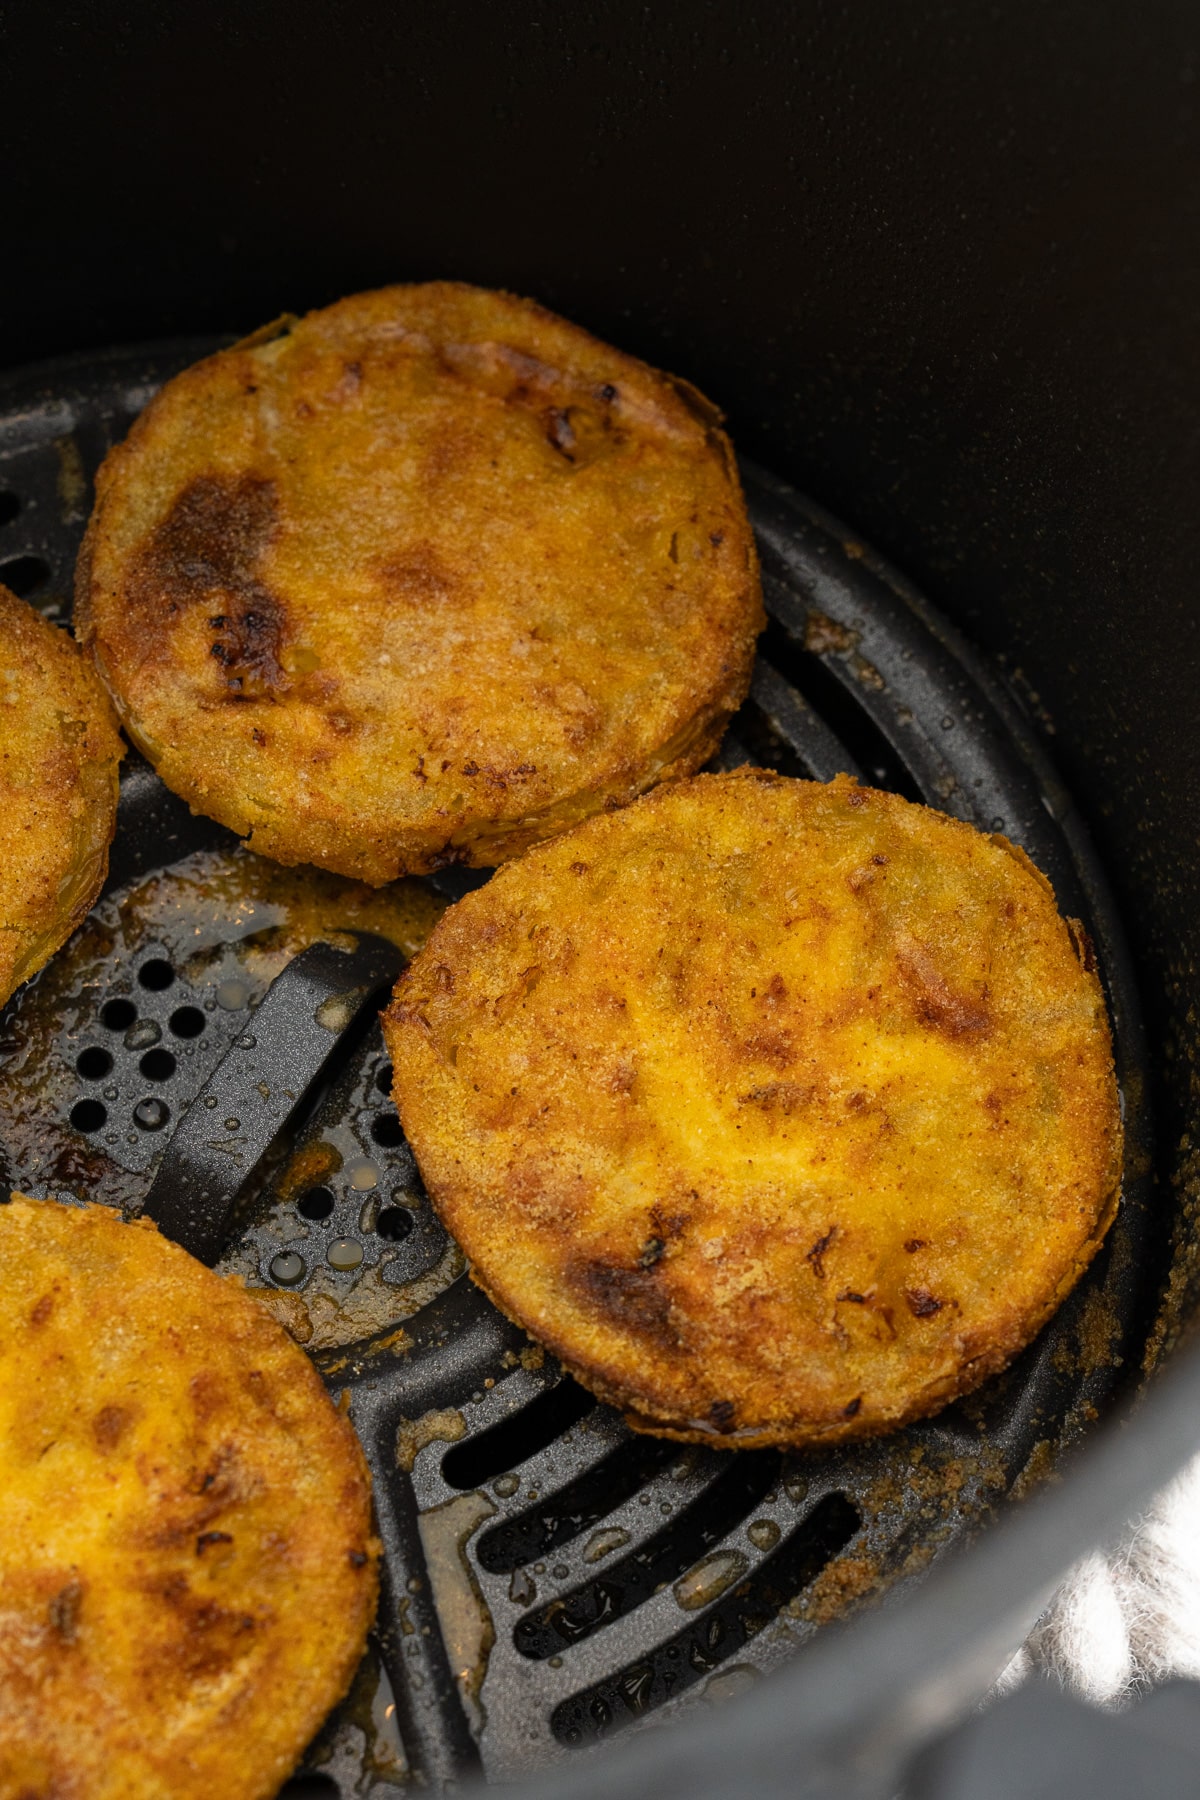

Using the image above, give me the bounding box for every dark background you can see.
[4,0,1200,1088]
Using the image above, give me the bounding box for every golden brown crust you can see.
[383,771,1123,1449]
[76,282,763,884]
[0,1196,379,1799]
[0,587,122,1008]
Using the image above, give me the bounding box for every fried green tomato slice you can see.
[75,282,763,884]
[0,1196,379,1800]
[0,587,122,1008]
[383,770,1122,1449]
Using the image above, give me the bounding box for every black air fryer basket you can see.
[4,4,1200,1796]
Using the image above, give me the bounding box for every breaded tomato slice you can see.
[77,283,762,883]
[0,1196,379,1799]
[0,587,121,1008]
[384,771,1121,1449]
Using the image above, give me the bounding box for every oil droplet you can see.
[349,1160,379,1191]
[124,1019,161,1050]
[509,1567,536,1604]
[328,1237,364,1271]
[133,1097,169,1131]
[784,1474,809,1505]
[237,1033,256,1049]
[270,1251,305,1285]
[583,1527,630,1564]
[316,993,354,1032]
[417,1492,497,1737]
[103,1085,118,1100]
[204,1095,218,1109]
[217,978,248,1010]
[493,1473,520,1498]
[549,1654,562,1669]
[673,1550,748,1611]
[703,1664,759,1705]
[224,1118,240,1131]
[748,1520,780,1551]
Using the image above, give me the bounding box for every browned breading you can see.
[76,283,763,884]
[0,1196,379,1799]
[383,771,1123,1450]
[0,587,122,1008]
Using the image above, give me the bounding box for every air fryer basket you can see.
[0,340,1180,1797]
[6,4,1200,1794]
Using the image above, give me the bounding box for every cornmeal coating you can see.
[384,771,1122,1449]
[0,1197,379,1800]
[76,283,763,883]
[0,588,122,1008]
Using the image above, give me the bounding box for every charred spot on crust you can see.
[843,1395,863,1418]
[806,1226,837,1280]
[29,1292,53,1326]
[709,1399,736,1432]
[638,1235,666,1268]
[906,1288,944,1318]
[348,1549,368,1568]
[738,1080,814,1113]
[572,1257,673,1340]
[897,941,991,1041]
[93,1404,130,1450]
[904,1239,928,1253]
[1067,916,1098,973]
[196,1530,233,1555]
[546,408,576,460]
[129,474,286,699]
[48,1579,83,1643]
[379,541,458,602]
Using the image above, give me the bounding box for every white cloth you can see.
[995,1448,1200,1705]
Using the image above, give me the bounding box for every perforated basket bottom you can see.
[0,344,1157,1795]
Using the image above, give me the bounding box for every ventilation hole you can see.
[277,1780,339,1799]
[133,1097,170,1131]
[0,492,19,526]
[0,554,50,598]
[370,1111,405,1148]
[442,1379,595,1491]
[298,1186,335,1221]
[515,1453,780,1659]
[478,1437,679,1573]
[169,1005,206,1039]
[762,616,923,801]
[75,1046,113,1081]
[139,1047,176,1081]
[375,1061,393,1097]
[100,997,137,1031]
[70,1098,107,1133]
[137,958,175,991]
[376,1205,414,1241]
[551,1492,861,1746]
